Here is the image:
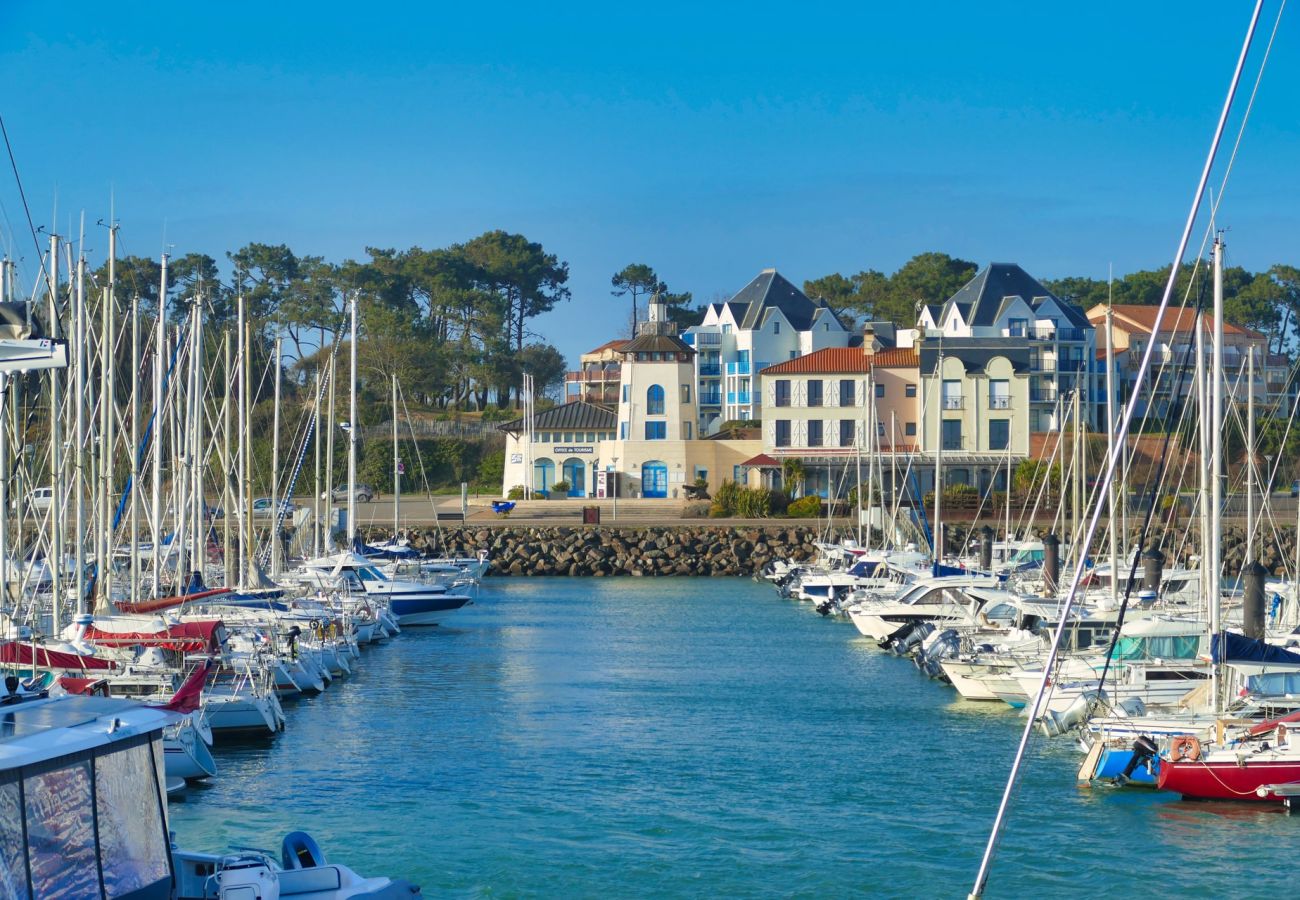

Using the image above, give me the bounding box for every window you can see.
[722,324,733,335]
[682,384,691,403]
[622,384,629,403]
[775,420,791,447]
[807,380,823,407]
[620,422,628,439]
[990,419,1010,450]
[647,384,665,415]
[840,419,855,446]
[789,350,797,360]
[942,419,962,450]
[684,422,693,440]
[839,379,855,407]
[774,379,791,407]
[905,422,917,436]
[989,380,1010,410]
[905,384,917,398]
[875,383,885,399]
[645,421,666,440]
[808,420,823,447]
[773,320,780,334]
[564,432,573,443]
[942,380,962,409]
[586,432,596,442]
[1009,317,1028,337]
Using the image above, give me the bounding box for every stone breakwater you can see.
[367,525,829,576]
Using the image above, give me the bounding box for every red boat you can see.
[1157,713,1300,802]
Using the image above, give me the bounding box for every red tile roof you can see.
[759,347,917,375]
[1094,305,1261,338]
[586,339,630,354]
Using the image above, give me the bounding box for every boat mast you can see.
[223,332,233,587]
[1196,320,1210,619]
[347,292,358,547]
[392,373,400,540]
[48,232,63,633]
[856,373,866,548]
[150,254,167,599]
[1245,344,1254,565]
[1210,235,1225,714]
[191,298,205,582]
[325,354,336,551]
[98,225,117,611]
[1105,296,1118,611]
[932,349,943,565]
[270,337,282,575]
[129,291,140,607]
[236,291,247,589]
[74,252,87,613]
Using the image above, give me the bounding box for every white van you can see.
[26,486,53,510]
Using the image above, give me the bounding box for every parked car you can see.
[321,484,374,503]
[1292,479,1299,498]
[252,497,298,518]
[24,486,53,511]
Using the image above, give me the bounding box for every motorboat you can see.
[290,552,471,626]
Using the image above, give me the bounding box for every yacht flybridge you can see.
[0,688,422,899]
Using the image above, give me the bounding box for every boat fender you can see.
[1169,735,1201,762]
[281,830,328,869]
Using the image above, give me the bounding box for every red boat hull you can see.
[1158,758,1300,801]
[114,587,231,614]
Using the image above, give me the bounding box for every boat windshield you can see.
[1006,547,1044,565]
[357,566,387,582]
[1112,633,1203,661]
[3,735,171,898]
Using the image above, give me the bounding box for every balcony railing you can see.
[693,331,721,345]
[1029,388,1058,403]
[565,367,620,383]
[699,393,722,406]
[699,363,721,377]
[988,396,1011,410]
[726,360,751,376]
[1058,327,1085,342]
[1033,358,1057,372]
[942,397,964,410]
[735,391,752,405]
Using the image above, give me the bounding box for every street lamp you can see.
[611,456,619,521]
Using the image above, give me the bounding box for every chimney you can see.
[863,323,876,357]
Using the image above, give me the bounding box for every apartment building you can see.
[755,339,919,497]
[909,263,1100,432]
[1087,304,1292,422]
[683,269,851,435]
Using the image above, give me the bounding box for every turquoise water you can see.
[169,579,1295,897]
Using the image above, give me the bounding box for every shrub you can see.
[735,487,771,519]
[786,495,822,518]
[713,480,743,516]
[769,489,790,516]
[550,480,571,493]
[507,485,527,499]
[682,501,711,518]
[708,500,730,518]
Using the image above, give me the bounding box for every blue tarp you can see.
[1211,631,1300,666]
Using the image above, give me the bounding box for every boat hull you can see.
[388,593,472,626]
[1158,758,1300,801]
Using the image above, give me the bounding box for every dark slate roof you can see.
[917,338,1031,375]
[943,263,1061,328]
[727,269,843,332]
[1035,295,1091,329]
[620,333,695,354]
[499,400,617,434]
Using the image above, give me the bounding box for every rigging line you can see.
[0,114,48,289]
[968,3,1266,897]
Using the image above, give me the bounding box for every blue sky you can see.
[2,2,1298,363]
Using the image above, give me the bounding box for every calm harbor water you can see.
[170,578,1293,897]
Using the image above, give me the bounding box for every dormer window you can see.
[774,321,780,334]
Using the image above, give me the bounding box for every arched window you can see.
[646,384,665,415]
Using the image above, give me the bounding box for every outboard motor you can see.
[877,621,917,651]
[1040,689,1108,738]
[217,855,280,900]
[1118,734,1160,782]
[915,628,961,679]
[890,621,933,656]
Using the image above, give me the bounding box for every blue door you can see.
[642,461,668,498]
[534,458,554,494]
[563,458,586,497]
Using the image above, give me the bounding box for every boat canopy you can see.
[0,641,117,671]
[83,620,226,654]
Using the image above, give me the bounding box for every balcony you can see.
[735,391,752,405]
[699,363,721,377]
[693,331,721,346]
[942,397,964,410]
[565,366,620,384]
[700,393,722,406]
[726,360,751,376]
[988,396,1011,410]
[1058,327,1085,342]
[1029,388,1058,403]
[1033,358,1057,372]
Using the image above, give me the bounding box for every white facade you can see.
[684,269,850,435]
